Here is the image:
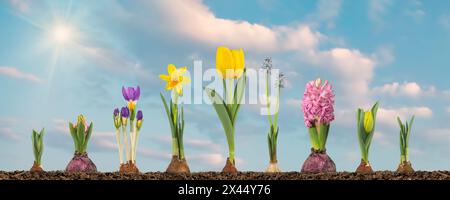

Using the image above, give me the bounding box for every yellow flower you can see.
[216,46,245,79]
[159,64,191,95]
[363,111,374,133]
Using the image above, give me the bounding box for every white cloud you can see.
[303,48,375,107]
[368,0,393,25]
[190,153,245,168]
[185,139,222,152]
[373,82,436,97]
[405,0,425,22]
[0,128,22,142]
[9,0,30,12]
[405,9,425,21]
[440,14,450,31]
[446,107,450,114]
[312,0,343,28]
[424,129,450,142]
[0,66,41,83]
[371,45,395,65]
[286,98,302,108]
[138,148,172,160]
[141,0,378,108]
[145,0,324,53]
[191,153,225,166]
[373,131,393,147]
[378,106,432,126]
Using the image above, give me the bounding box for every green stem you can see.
[227,79,234,105]
[265,71,273,126]
[172,137,180,157]
[228,129,235,164]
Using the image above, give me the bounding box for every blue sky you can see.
[1,0,450,172]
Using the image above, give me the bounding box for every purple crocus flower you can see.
[113,108,120,117]
[137,110,143,121]
[121,107,129,118]
[122,86,141,102]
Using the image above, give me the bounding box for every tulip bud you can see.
[364,111,374,133]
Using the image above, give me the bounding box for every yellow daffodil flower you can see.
[159,64,191,95]
[216,46,245,79]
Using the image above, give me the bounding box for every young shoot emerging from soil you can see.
[30,129,45,172]
[113,86,143,173]
[301,78,336,173]
[205,46,246,173]
[159,64,191,173]
[261,57,285,173]
[66,114,96,172]
[396,116,415,173]
[355,102,379,174]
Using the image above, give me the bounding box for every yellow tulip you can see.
[216,46,245,79]
[363,111,374,133]
[159,64,191,95]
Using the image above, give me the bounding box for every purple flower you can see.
[113,108,120,117]
[121,107,129,118]
[137,110,143,121]
[122,86,141,102]
[301,78,335,128]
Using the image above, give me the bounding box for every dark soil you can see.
[1,171,450,180]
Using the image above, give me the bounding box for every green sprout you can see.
[356,102,379,165]
[69,114,93,155]
[31,129,45,167]
[397,116,415,164]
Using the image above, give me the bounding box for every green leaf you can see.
[205,88,234,147]
[267,132,272,159]
[319,124,329,149]
[69,122,79,152]
[371,101,380,119]
[77,122,85,153]
[308,127,319,150]
[356,109,367,161]
[161,93,176,138]
[406,116,415,149]
[82,122,93,152]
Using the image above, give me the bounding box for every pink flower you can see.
[301,78,335,128]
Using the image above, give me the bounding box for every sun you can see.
[52,24,73,44]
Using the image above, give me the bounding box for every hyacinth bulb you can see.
[66,153,97,173]
[301,78,335,128]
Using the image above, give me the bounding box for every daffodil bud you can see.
[364,111,374,133]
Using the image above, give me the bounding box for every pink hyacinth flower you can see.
[301,78,335,128]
